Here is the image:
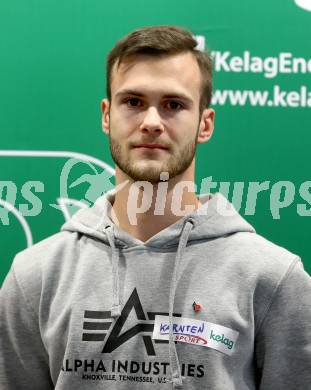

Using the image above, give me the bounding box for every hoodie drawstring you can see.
[105,225,121,318]
[104,219,195,388]
[168,219,195,388]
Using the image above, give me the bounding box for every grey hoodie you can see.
[1,191,311,390]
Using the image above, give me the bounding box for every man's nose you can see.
[139,107,164,134]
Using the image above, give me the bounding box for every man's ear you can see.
[197,108,215,144]
[101,99,110,135]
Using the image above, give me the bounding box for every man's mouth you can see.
[133,143,168,150]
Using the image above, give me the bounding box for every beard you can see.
[108,128,199,184]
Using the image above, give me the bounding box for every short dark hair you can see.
[106,25,213,114]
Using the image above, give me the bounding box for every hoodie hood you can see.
[61,190,255,248]
[61,190,255,388]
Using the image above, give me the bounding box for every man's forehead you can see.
[110,52,201,98]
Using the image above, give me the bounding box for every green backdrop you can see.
[1,0,310,285]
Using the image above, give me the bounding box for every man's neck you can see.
[109,175,201,242]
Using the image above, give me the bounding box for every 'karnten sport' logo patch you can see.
[152,315,239,356]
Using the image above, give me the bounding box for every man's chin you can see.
[124,167,168,184]
[129,172,164,184]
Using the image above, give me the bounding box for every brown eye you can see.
[126,98,142,107]
[167,101,183,110]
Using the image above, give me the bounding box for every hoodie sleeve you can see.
[255,257,311,389]
[0,263,54,390]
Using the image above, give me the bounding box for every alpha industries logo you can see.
[82,288,181,356]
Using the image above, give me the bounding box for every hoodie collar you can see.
[61,190,255,248]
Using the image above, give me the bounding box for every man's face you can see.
[102,52,213,183]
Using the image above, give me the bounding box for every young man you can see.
[1,25,311,389]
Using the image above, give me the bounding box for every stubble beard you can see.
[109,129,199,184]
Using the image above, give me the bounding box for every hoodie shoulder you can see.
[215,229,300,294]
[222,230,304,333]
[12,230,79,273]
[232,230,298,269]
[5,231,81,313]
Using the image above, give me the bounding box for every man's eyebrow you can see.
[115,89,194,104]
[115,90,144,98]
